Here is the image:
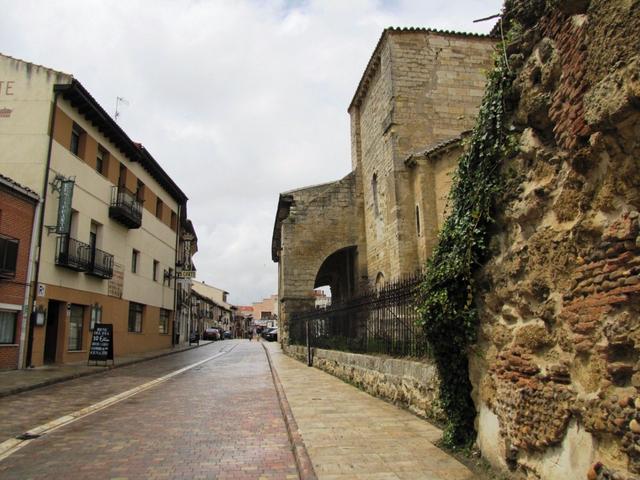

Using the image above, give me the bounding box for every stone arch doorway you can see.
[314,246,357,303]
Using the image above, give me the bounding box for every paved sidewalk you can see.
[266,342,474,480]
[0,340,213,398]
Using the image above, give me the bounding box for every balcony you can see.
[109,186,142,229]
[55,236,91,271]
[87,247,114,279]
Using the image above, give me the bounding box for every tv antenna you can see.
[114,96,129,122]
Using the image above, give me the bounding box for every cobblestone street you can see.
[0,341,298,479]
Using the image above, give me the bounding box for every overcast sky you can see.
[1,0,502,305]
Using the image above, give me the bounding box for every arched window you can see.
[375,272,385,289]
[372,173,380,217]
[416,205,421,236]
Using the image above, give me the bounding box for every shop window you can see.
[0,310,17,344]
[159,309,170,334]
[128,302,144,333]
[68,304,84,351]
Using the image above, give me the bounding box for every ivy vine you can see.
[417,49,516,447]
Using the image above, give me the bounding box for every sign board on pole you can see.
[88,324,114,366]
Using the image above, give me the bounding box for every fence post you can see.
[306,319,312,367]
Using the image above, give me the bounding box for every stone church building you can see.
[272,27,495,338]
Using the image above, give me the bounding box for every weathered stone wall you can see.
[275,172,365,340]
[350,30,495,285]
[408,141,463,267]
[471,1,640,478]
[285,344,444,422]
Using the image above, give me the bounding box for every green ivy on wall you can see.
[417,50,516,447]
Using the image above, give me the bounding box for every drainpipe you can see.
[18,199,42,369]
[172,203,181,347]
[25,90,59,368]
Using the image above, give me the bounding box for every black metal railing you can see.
[109,185,142,228]
[87,247,114,279]
[289,272,430,358]
[55,235,91,271]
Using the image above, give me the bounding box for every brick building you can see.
[272,28,495,338]
[0,175,39,369]
[0,53,195,366]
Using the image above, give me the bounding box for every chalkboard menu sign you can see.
[88,324,114,365]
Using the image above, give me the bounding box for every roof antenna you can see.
[114,96,129,122]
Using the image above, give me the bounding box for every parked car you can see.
[202,328,221,340]
[262,328,277,342]
[223,330,232,339]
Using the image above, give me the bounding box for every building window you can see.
[372,173,380,217]
[70,123,83,156]
[128,302,144,333]
[0,310,17,344]
[159,309,170,334]
[416,205,421,236]
[155,198,163,219]
[0,234,19,278]
[131,249,139,273]
[153,260,159,282]
[96,146,108,176]
[68,304,84,351]
[118,164,127,187]
[170,211,177,231]
[136,180,145,203]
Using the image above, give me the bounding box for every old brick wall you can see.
[350,30,494,285]
[0,184,37,369]
[471,1,640,478]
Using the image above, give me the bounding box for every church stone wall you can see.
[351,31,495,285]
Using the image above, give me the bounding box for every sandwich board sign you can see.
[88,324,114,366]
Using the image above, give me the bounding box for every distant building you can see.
[252,294,278,328]
[313,289,331,309]
[0,175,39,369]
[191,281,233,335]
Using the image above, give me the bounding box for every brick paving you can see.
[0,341,226,443]
[266,343,474,480]
[0,340,214,398]
[0,340,298,479]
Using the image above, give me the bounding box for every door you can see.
[44,300,61,364]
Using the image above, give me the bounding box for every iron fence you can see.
[289,272,430,358]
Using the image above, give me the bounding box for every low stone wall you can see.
[284,345,444,422]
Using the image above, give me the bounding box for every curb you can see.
[0,341,216,399]
[262,343,318,480]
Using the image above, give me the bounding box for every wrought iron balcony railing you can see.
[109,185,142,229]
[87,247,114,279]
[55,235,91,272]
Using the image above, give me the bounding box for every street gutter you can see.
[262,342,318,480]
